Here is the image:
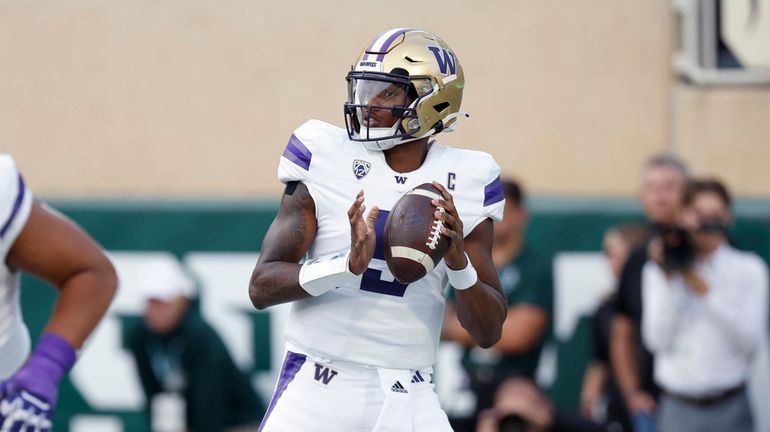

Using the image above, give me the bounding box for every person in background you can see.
[127,257,263,432]
[0,154,118,431]
[611,155,688,432]
[443,179,552,430]
[581,225,646,431]
[642,179,767,432]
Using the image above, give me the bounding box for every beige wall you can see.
[0,0,767,198]
[673,84,770,196]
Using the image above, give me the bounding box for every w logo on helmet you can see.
[428,46,457,75]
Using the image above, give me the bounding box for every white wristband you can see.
[299,251,357,296]
[447,253,478,290]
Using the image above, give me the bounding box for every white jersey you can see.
[277,120,504,369]
[0,155,33,378]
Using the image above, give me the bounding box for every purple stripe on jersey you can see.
[258,351,307,431]
[0,174,26,239]
[375,29,412,61]
[484,176,504,206]
[282,134,312,171]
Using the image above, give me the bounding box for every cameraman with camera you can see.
[641,179,768,432]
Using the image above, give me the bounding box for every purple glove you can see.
[0,333,76,431]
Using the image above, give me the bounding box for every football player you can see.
[0,155,117,431]
[249,28,507,431]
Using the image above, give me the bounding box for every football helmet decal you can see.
[344,28,468,151]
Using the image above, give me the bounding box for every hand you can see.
[579,389,599,419]
[0,333,75,432]
[347,190,379,275]
[431,181,466,270]
[0,384,53,432]
[625,390,656,414]
[683,269,709,296]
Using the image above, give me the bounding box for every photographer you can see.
[641,179,768,432]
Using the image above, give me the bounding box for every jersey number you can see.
[359,210,409,297]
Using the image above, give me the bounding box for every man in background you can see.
[581,224,646,431]
[611,155,688,431]
[127,257,263,432]
[0,154,118,431]
[444,179,552,430]
[642,179,767,432]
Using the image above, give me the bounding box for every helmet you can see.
[344,28,467,151]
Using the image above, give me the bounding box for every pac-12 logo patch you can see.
[353,159,371,179]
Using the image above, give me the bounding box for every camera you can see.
[656,225,695,272]
[499,413,529,432]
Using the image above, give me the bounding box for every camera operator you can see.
[641,179,768,432]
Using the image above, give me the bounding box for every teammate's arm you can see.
[433,182,506,348]
[249,181,318,309]
[1,202,117,430]
[7,202,118,348]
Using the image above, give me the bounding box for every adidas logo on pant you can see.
[390,381,408,393]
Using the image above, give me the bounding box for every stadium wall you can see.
[1,0,768,198]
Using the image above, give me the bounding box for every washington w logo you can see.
[314,364,338,385]
[428,46,457,75]
[395,176,407,184]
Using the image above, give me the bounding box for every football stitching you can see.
[426,207,445,250]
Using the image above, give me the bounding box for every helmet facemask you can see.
[344,71,427,151]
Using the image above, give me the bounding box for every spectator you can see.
[611,155,688,432]
[443,179,552,430]
[641,179,767,432]
[581,225,646,431]
[126,258,263,432]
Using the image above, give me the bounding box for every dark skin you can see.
[249,83,506,348]
[7,202,117,348]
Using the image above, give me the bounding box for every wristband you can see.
[299,251,357,296]
[447,253,478,290]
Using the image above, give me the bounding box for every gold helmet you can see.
[344,28,467,151]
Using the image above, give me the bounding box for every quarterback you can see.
[0,155,117,431]
[249,28,507,431]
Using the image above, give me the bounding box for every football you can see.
[383,183,451,284]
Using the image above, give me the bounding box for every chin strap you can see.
[440,111,470,133]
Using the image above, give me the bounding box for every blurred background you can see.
[2,0,769,431]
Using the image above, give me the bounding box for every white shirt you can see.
[277,120,505,369]
[642,243,769,397]
[0,155,34,378]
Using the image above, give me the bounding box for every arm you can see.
[580,361,606,418]
[249,182,377,309]
[640,262,687,353]
[248,181,317,310]
[610,315,655,413]
[1,202,118,427]
[7,202,118,347]
[698,259,768,355]
[433,182,506,348]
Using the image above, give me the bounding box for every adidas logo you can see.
[410,371,426,384]
[390,381,408,394]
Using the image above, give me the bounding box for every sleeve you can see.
[701,255,768,356]
[0,155,33,261]
[125,325,162,398]
[480,156,504,222]
[640,261,688,353]
[277,120,319,184]
[612,246,645,318]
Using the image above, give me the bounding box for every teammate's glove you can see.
[0,333,76,432]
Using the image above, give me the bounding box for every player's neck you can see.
[383,138,431,173]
